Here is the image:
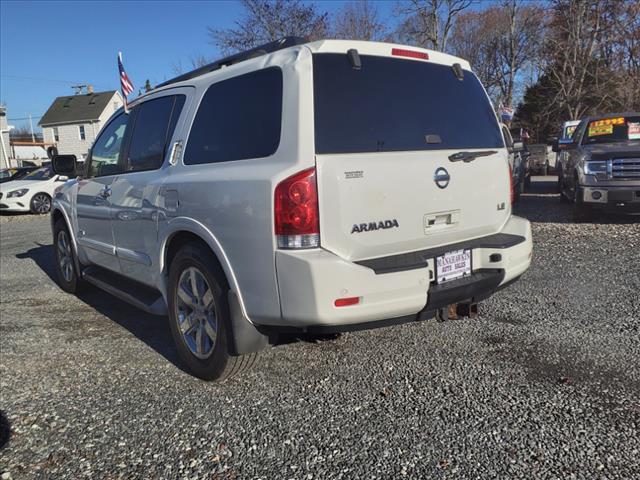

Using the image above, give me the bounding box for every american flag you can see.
[118,52,134,112]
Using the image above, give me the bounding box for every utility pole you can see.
[29,114,35,143]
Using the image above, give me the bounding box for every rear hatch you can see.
[313,51,510,262]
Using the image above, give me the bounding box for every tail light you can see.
[274,167,320,249]
[508,164,515,204]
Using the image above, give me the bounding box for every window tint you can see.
[127,95,185,172]
[184,67,282,165]
[313,54,503,154]
[89,112,129,178]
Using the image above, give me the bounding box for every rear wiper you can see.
[448,150,497,163]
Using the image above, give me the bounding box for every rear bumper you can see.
[273,215,532,329]
[580,185,640,213]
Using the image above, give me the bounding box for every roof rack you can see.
[157,36,307,88]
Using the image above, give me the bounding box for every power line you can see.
[7,115,43,121]
[1,74,113,90]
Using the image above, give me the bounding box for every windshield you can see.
[0,169,16,179]
[22,166,54,181]
[582,115,640,145]
[313,53,503,154]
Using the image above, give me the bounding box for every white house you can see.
[39,90,123,159]
[0,106,12,169]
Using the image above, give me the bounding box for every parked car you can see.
[50,37,533,381]
[500,123,526,200]
[554,119,581,178]
[0,165,69,214]
[0,166,39,184]
[554,112,640,220]
[527,143,551,175]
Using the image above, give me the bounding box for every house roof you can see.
[39,91,119,126]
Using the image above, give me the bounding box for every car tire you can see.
[167,242,258,381]
[53,218,83,293]
[572,182,591,222]
[30,193,51,214]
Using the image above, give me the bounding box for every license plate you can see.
[436,249,471,284]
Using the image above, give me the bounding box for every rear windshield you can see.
[313,53,503,154]
[583,115,640,145]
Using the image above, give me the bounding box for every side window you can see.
[126,95,185,172]
[88,112,129,178]
[184,67,283,165]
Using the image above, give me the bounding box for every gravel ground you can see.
[1,177,639,479]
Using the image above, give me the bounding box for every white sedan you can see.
[0,166,69,214]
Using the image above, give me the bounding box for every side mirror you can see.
[51,154,77,176]
[557,139,575,152]
[57,175,69,182]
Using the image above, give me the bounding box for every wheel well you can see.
[164,231,227,286]
[52,209,64,224]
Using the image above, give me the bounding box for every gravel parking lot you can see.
[1,177,639,479]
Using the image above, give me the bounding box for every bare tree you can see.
[448,2,545,106]
[333,0,387,41]
[395,0,473,52]
[494,1,546,106]
[208,0,329,54]
[543,0,615,119]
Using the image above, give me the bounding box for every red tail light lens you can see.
[275,167,320,249]
[334,296,360,307]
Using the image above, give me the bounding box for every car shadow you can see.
[514,176,639,225]
[15,243,325,374]
[16,243,188,374]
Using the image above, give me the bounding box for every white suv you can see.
[50,38,532,381]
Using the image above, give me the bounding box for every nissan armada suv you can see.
[555,112,640,221]
[50,38,532,381]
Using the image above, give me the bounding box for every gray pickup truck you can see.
[555,112,640,221]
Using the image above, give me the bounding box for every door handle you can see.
[99,186,112,198]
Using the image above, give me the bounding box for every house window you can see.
[53,127,59,142]
[79,125,86,140]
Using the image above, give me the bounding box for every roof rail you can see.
[156,36,307,88]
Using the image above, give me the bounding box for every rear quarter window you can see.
[184,67,283,165]
[313,53,503,154]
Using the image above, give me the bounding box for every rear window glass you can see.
[583,116,640,144]
[184,67,282,165]
[313,53,503,154]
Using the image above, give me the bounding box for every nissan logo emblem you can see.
[434,167,450,189]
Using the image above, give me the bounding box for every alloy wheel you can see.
[57,230,74,283]
[32,194,51,214]
[175,267,218,359]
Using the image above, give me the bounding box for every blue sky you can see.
[0,0,398,130]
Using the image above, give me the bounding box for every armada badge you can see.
[351,219,399,234]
